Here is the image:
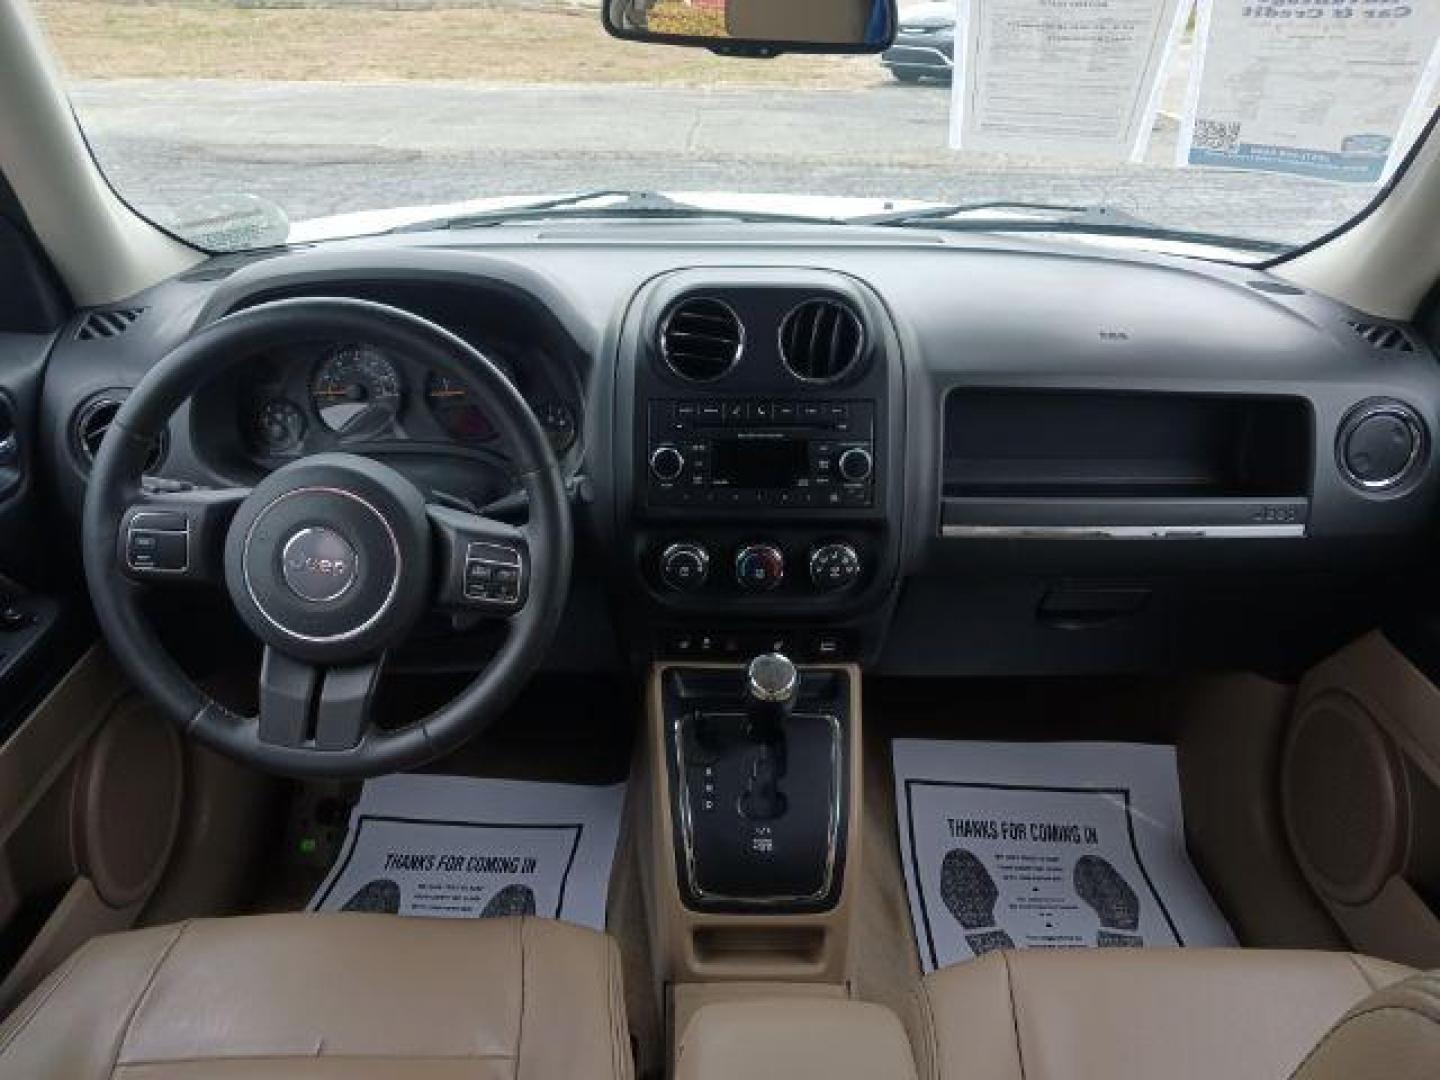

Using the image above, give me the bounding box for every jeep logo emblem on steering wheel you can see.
[281,526,358,603]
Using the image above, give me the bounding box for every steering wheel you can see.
[81,298,573,779]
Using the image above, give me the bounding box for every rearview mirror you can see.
[603,0,896,57]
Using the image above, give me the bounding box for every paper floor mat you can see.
[893,740,1234,972]
[309,774,624,930]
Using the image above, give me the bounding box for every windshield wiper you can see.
[851,200,1098,226]
[392,190,845,232]
[850,201,1289,254]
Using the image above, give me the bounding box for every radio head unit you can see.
[646,398,876,510]
[711,437,809,488]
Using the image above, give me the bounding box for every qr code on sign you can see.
[1193,119,1241,154]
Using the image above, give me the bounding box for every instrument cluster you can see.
[239,340,579,462]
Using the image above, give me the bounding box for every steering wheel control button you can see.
[280,527,358,603]
[132,510,187,532]
[127,530,188,572]
[125,511,190,574]
[735,543,785,592]
[660,542,710,592]
[464,541,524,606]
[809,542,861,592]
[649,444,686,482]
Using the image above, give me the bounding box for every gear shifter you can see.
[739,653,796,821]
[664,653,850,907]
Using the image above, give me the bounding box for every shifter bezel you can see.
[661,665,852,914]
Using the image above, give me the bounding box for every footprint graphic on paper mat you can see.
[940,848,1014,956]
[340,878,401,914]
[1073,855,1143,947]
[482,884,537,918]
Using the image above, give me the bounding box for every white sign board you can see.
[1181,0,1440,183]
[311,775,625,930]
[951,0,1189,160]
[894,740,1235,972]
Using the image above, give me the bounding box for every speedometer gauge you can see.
[311,345,402,436]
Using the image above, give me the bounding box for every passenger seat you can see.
[915,948,1419,1080]
[0,913,633,1079]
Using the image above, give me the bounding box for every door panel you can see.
[0,179,76,736]
[1285,631,1440,969]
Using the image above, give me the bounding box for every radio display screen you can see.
[711,438,809,488]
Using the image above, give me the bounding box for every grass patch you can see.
[34,0,882,86]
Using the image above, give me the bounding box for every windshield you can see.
[31,0,1440,257]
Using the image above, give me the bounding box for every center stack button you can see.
[735,543,785,592]
[649,444,686,482]
[660,542,710,592]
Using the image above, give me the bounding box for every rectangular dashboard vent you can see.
[1345,319,1414,353]
[76,307,145,341]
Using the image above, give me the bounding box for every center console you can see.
[617,271,893,1054]
[616,268,906,665]
[643,656,863,990]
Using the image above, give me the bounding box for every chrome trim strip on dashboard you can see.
[941,523,1307,539]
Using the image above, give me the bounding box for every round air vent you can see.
[74,394,167,473]
[1336,399,1426,492]
[659,297,744,382]
[779,298,865,384]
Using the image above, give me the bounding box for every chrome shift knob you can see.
[747,652,798,705]
[741,652,795,820]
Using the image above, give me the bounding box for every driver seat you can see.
[0,913,633,1079]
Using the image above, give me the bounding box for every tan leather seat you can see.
[916,948,1415,1080]
[676,999,919,1080]
[1293,970,1440,1080]
[0,913,632,1079]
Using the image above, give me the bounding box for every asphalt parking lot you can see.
[72,79,1378,245]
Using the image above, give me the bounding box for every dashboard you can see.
[31,223,1440,679]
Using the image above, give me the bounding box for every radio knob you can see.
[837,446,874,483]
[809,542,861,592]
[735,544,785,593]
[649,444,686,482]
[660,542,710,592]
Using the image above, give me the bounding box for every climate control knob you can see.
[660,542,710,592]
[809,542,861,592]
[837,446,874,483]
[735,543,785,593]
[649,444,686,482]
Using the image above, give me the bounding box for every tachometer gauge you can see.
[250,398,306,454]
[425,372,497,442]
[311,345,402,436]
[538,401,578,455]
